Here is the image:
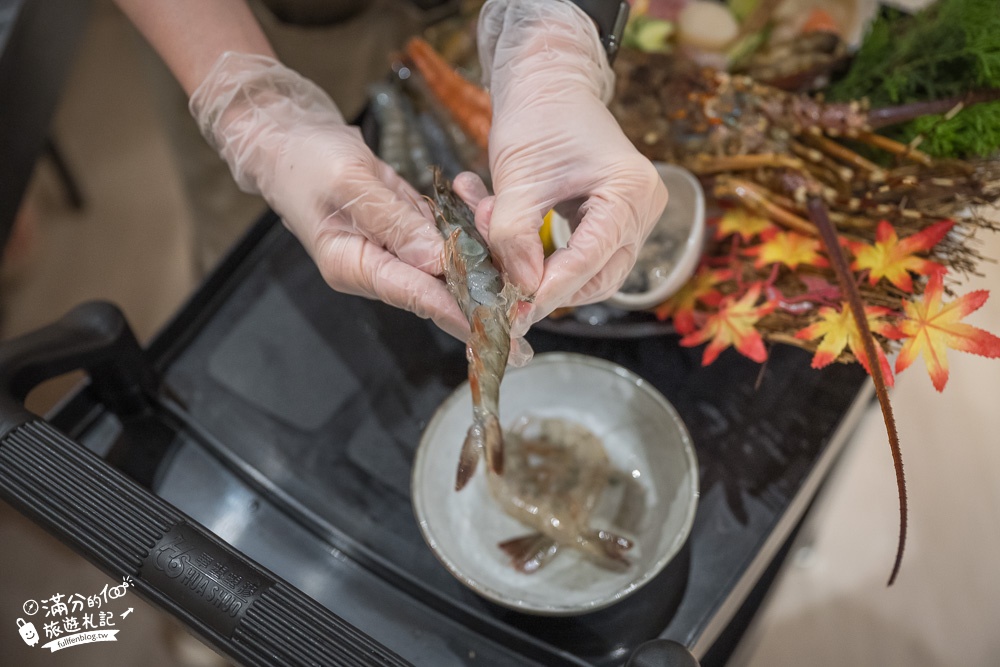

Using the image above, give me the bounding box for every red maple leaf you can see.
[849,219,953,292]
[680,283,775,365]
[653,266,729,334]
[894,271,1000,391]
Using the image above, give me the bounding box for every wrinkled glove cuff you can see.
[188,51,345,194]
[478,0,615,104]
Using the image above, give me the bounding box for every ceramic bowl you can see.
[412,353,699,616]
[550,162,706,311]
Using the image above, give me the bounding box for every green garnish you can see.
[623,15,674,54]
[727,0,760,23]
[827,0,1000,158]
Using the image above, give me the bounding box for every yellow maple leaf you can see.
[850,219,953,292]
[795,303,898,385]
[680,283,775,365]
[744,229,829,270]
[894,271,1000,391]
[714,208,775,242]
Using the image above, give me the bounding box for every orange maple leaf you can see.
[795,303,899,385]
[680,283,775,365]
[850,219,953,292]
[744,229,829,270]
[894,271,1000,391]
[714,208,775,241]
[653,266,729,334]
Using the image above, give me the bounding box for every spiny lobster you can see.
[610,49,1000,585]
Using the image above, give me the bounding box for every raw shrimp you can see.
[431,169,521,491]
[370,81,433,191]
[405,37,491,150]
[488,416,635,573]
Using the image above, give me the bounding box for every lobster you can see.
[610,49,1000,585]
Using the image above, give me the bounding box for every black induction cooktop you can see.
[0,209,870,666]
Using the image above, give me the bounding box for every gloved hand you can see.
[475,0,669,330]
[189,52,469,339]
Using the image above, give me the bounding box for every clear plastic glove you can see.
[475,0,669,331]
[189,52,468,339]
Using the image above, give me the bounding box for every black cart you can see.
[0,207,872,666]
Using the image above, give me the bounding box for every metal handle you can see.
[0,301,411,666]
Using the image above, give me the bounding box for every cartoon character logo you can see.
[17,618,39,647]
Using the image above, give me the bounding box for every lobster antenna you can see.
[806,195,907,586]
[867,89,1000,130]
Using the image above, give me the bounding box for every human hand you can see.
[189,52,468,339]
[475,0,668,330]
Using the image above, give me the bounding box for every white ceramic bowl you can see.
[550,162,706,311]
[412,353,699,616]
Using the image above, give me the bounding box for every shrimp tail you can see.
[482,413,504,478]
[581,529,634,570]
[453,310,508,490]
[455,412,503,491]
[455,422,483,491]
[498,533,560,573]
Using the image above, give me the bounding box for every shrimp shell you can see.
[431,169,520,490]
